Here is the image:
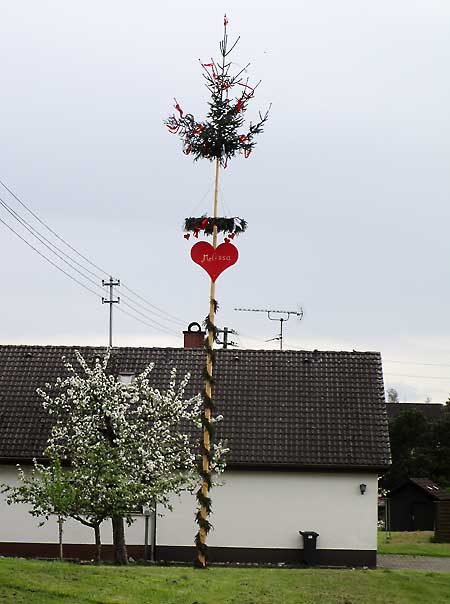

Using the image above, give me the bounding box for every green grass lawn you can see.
[378,531,450,557]
[0,558,449,604]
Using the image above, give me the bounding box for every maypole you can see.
[166,15,269,568]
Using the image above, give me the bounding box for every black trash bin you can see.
[299,531,319,566]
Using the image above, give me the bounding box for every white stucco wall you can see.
[0,465,145,546]
[158,471,378,550]
[0,466,378,550]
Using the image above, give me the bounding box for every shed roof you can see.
[390,478,450,500]
[0,345,390,471]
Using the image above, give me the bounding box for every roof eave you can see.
[226,462,391,473]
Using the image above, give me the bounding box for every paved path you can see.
[378,554,450,572]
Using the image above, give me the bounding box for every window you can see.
[118,373,134,385]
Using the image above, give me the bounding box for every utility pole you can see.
[102,276,120,347]
[234,307,304,350]
[216,327,237,349]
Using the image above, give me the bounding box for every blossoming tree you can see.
[3,351,226,564]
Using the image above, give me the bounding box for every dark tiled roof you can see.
[387,403,446,423]
[0,345,390,470]
[390,478,450,500]
[410,478,450,500]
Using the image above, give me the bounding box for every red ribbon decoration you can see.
[202,63,217,80]
[184,233,190,240]
[236,98,242,113]
[201,218,209,229]
[229,233,235,240]
[193,124,204,135]
[238,83,255,97]
[175,103,183,118]
[183,145,192,155]
[239,133,251,157]
[167,123,180,134]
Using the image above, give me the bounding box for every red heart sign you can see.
[191,241,238,282]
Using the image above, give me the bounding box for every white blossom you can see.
[2,350,227,539]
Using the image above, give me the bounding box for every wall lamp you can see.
[359,483,367,495]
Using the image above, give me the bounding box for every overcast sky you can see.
[1,1,450,402]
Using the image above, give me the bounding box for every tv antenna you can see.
[234,307,304,350]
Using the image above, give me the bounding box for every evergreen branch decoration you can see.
[193,300,219,569]
[184,216,247,236]
[165,18,270,168]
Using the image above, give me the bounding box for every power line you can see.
[384,373,450,382]
[0,202,181,335]
[0,215,102,299]
[120,298,180,336]
[0,212,181,338]
[117,306,181,337]
[239,337,450,378]
[0,178,187,327]
[283,341,450,369]
[120,284,185,326]
[0,196,102,281]
[383,359,450,369]
[0,195,107,294]
[0,177,108,277]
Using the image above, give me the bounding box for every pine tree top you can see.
[165,16,270,167]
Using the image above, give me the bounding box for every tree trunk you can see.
[58,516,64,561]
[112,516,128,565]
[94,525,102,564]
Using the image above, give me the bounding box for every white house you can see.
[0,339,391,567]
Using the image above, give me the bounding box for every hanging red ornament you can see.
[193,230,199,238]
[229,233,235,240]
[184,233,190,240]
[191,240,238,282]
[193,124,204,135]
[202,63,217,80]
[238,82,255,97]
[175,102,184,118]
[201,217,209,229]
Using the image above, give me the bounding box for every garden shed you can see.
[388,478,450,531]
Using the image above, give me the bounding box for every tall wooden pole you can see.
[198,158,220,568]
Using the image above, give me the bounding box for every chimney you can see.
[183,322,206,349]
